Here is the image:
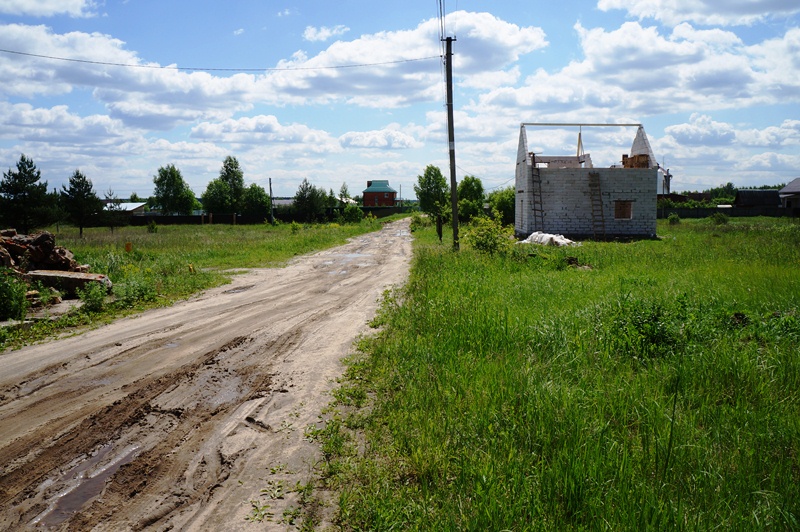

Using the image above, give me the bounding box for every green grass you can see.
[1,217,396,351]
[323,216,800,530]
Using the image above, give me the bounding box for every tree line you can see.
[0,154,277,235]
[1,154,516,236]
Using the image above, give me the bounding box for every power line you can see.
[0,48,440,72]
[455,164,514,190]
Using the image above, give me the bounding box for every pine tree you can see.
[0,154,51,234]
[60,170,103,237]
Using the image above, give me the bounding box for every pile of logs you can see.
[1,229,83,272]
[1,229,111,297]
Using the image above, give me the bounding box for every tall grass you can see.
[326,216,800,530]
[1,218,388,351]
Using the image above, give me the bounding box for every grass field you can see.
[321,216,800,530]
[1,218,389,350]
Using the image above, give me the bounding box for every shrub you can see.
[409,212,431,232]
[667,212,680,225]
[342,203,364,224]
[461,215,514,255]
[77,281,107,313]
[290,221,301,234]
[0,268,29,320]
[114,279,157,308]
[709,211,729,225]
[147,219,158,233]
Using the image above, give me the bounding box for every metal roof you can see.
[362,180,396,193]
[780,177,800,195]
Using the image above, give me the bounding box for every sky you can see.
[0,0,798,201]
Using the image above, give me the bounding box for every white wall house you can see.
[515,124,657,238]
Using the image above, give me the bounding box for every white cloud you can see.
[597,0,800,27]
[736,120,800,147]
[0,102,127,144]
[664,113,736,146]
[233,28,245,36]
[339,125,423,149]
[303,25,349,42]
[470,19,800,128]
[259,11,546,109]
[190,115,341,154]
[0,0,96,17]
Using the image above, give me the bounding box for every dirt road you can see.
[0,218,412,531]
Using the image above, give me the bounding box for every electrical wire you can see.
[0,47,440,72]
[455,165,514,190]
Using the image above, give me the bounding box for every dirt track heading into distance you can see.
[0,218,412,531]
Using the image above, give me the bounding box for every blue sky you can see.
[0,0,798,199]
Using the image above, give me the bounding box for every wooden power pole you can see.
[444,36,459,250]
[268,177,275,225]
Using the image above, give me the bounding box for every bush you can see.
[341,203,364,224]
[409,212,431,232]
[77,281,107,313]
[709,212,730,225]
[667,212,681,225]
[147,219,158,233]
[0,268,29,320]
[290,221,301,234]
[461,215,514,255]
[114,279,157,308]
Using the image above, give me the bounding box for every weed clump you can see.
[409,212,431,232]
[0,267,28,320]
[77,281,107,313]
[709,211,729,225]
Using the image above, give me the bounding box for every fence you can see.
[657,207,800,219]
[124,206,415,226]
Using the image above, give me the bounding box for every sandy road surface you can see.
[0,218,412,531]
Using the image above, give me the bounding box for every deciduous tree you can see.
[219,155,244,211]
[414,165,449,218]
[201,178,232,213]
[339,182,350,205]
[293,178,327,223]
[487,186,515,226]
[414,165,449,241]
[240,183,271,218]
[153,164,196,215]
[457,175,484,223]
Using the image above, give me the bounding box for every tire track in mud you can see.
[0,336,257,526]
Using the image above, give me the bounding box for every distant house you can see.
[779,178,800,208]
[362,180,397,207]
[105,202,147,214]
[733,190,781,208]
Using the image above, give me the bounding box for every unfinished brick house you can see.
[515,123,658,239]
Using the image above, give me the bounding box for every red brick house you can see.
[362,180,397,206]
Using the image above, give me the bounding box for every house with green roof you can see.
[362,180,397,206]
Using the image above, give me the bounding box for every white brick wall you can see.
[515,167,657,237]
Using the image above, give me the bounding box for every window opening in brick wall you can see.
[614,200,633,220]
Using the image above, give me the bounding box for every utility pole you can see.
[444,36,459,250]
[268,177,275,225]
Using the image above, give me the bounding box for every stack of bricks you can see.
[622,154,650,169]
